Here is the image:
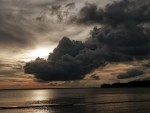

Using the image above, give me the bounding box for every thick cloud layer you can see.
[72,0,150,26]
[24,0,150,81]
[24,38,106,81]
[117,69,144,79]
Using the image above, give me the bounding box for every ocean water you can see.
[0,88,150,113]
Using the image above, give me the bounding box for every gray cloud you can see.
[117,69,144,79]
[0,0,78,55]
[1,61,24,71]
[0,60,24,78]
[66,2,75,9]
[90,74,100,80]
[24,0,150,82]
[36,1,76,23]
[48,81,82,88]
[0,1,36,49]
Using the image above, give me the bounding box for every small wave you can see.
[73,100,150,106]
[1,100,150,109]
[0,104,74,109]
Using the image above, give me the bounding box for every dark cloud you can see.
[36,2,76,22]
[24,37,108,81]
[24,45,106,81]
[117,69,144,79]
[90,74,100,80]
[71,0,150,26]
[143,62,150,67]
[48,37,84,61]
[24,0,150,82]
[66,2,75,10]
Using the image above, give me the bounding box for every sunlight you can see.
[28,48,52,59]
[30,89,55,101]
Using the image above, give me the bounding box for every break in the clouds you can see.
[24,0,150,82]
[117,69,144,79]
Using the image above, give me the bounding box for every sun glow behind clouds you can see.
[28,48,52,59]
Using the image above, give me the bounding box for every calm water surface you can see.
[0,88,150,113]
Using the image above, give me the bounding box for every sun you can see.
[28,48,52,59]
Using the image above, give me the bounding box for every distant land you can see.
[0,87,100,90]
[101,80,150,88]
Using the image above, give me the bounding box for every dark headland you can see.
[101,80,150,88]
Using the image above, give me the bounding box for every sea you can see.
[0,88,150,113]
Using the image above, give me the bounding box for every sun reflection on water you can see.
[30,89,55,103]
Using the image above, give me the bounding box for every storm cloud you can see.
[24,0,150,81]
[24,38,106,81]
[72,0,150,26]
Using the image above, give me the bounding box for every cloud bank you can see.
[72,0,150,26]
[117,69,144,79]
[24,0,150,81]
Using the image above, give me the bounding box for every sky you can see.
[1,0,150,89]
